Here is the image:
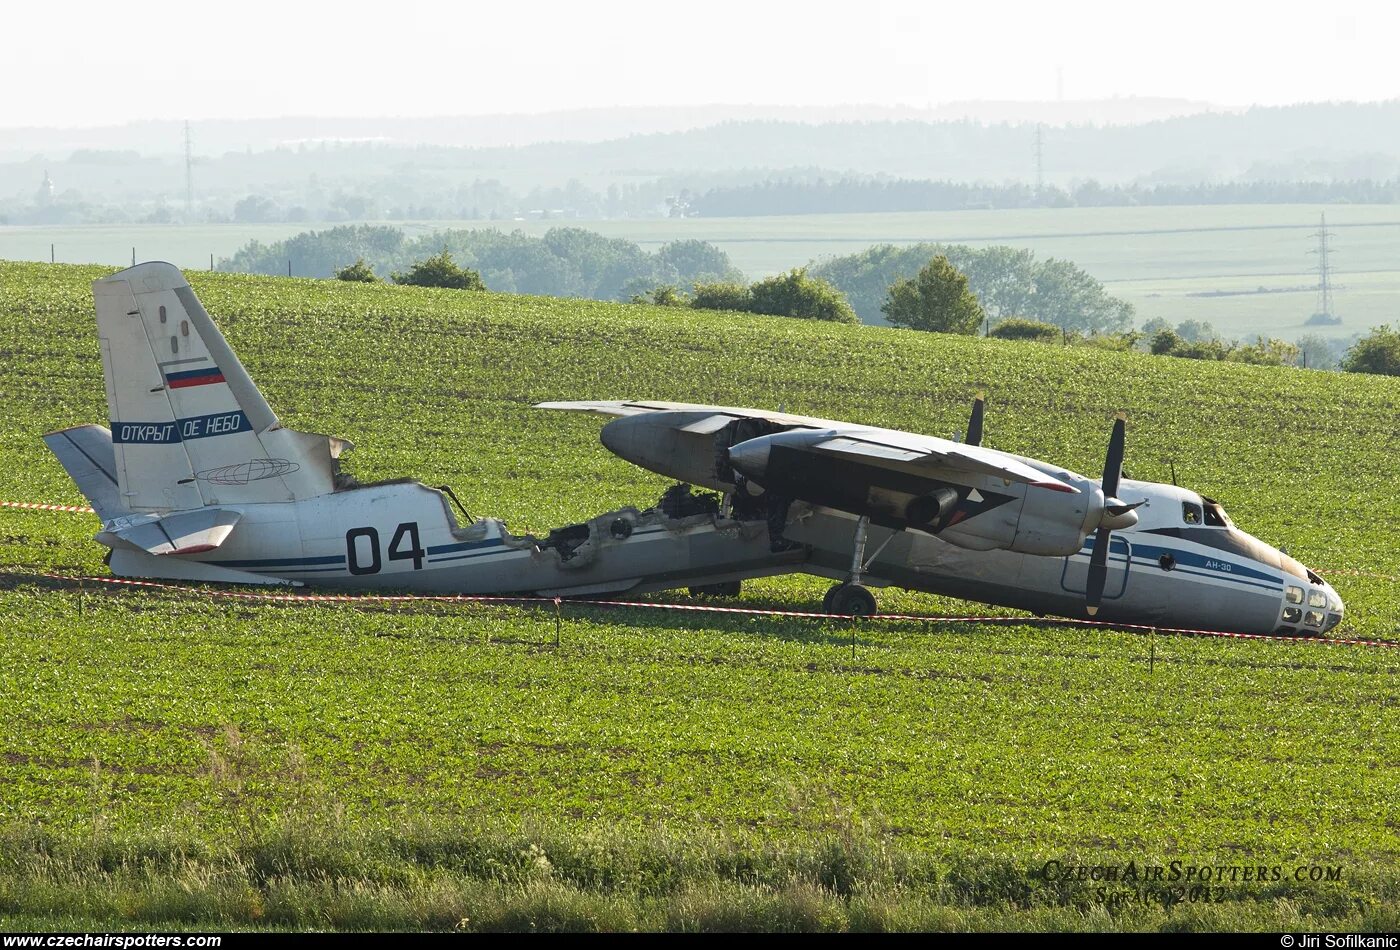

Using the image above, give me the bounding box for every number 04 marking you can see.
[346,521,425,575]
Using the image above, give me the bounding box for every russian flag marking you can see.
[166,366,226,389]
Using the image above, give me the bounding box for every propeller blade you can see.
[966,394,985,447]
[1085,526,1112,615]
[1101,412,1126,500]
[1087,413,1130,616]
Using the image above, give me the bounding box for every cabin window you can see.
[1182,502,1203,525]
[1304,610,1324,627]
[1282,607,1302,623]
[1203,502,1229,527]
[1285,586,1304,604]
[1308,591,1327,608]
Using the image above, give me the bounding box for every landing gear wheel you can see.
[689,580,743,598]
[822,584,841,613]
[827,583,877,617]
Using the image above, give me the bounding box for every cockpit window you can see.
[1182,502,1203,525]
[1201,496,1231,528]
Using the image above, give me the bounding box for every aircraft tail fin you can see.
[91,262,349,511]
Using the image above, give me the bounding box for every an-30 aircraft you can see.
[45,262,1344,637]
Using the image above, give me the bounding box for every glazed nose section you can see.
[1279,569,1345,634]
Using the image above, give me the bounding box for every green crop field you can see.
[4,203,1398,342]
[1,262,1398,931]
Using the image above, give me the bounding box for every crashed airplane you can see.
[45,262,1343,636]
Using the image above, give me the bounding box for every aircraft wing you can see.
[802,431,1079,493]
[535,400,843,429]
[540,400,1080,494]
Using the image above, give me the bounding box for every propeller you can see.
[965,393,985,447]
[1085,412,1142,616]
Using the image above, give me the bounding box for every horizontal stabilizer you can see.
[98,507,242,556]
[42,425,122,520]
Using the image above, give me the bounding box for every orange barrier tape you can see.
[1,500,95,513]
[26,570,1400,651]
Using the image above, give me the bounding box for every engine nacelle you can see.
[729,430,1103,557]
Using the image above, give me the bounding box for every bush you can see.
[989,318,1060,342]
[1342,324,1400,376]
[1228,336,1299,366]
[747,269,857,324]
[390,250,486,291]
[334,258,379,283]
[628,286,687,307]
[690,282,753,313]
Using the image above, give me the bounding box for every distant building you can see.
[35,171,54,207]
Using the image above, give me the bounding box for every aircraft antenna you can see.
[1308,212,1337,322]
[184,121,194,217]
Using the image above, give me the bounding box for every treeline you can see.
[691,177,1400,217]
[809,244,1134,332]
[221,225,743,301]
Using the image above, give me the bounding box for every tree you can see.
[959,246,1036,318]
[1140,316,1172,337]
[747,269,857,323]
[656,240,744,285]
[232,194,278,224]
[881,256,985,334]
[334,258,379,283]
[1342,325,1400,376]
[1174,319,1219,343]
[1026,258,1134,333]
[392,250,486,290]
[1295,333,1340,370]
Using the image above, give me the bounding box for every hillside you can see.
[1,263,1398,930]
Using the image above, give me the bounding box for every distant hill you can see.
[0,98,1222,158]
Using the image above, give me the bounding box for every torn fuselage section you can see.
[422,482,807,598]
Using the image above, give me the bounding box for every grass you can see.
[1,261,1398,930]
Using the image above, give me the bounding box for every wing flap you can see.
[809,434,1078,492]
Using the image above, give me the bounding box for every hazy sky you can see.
[4,0,1397,127]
